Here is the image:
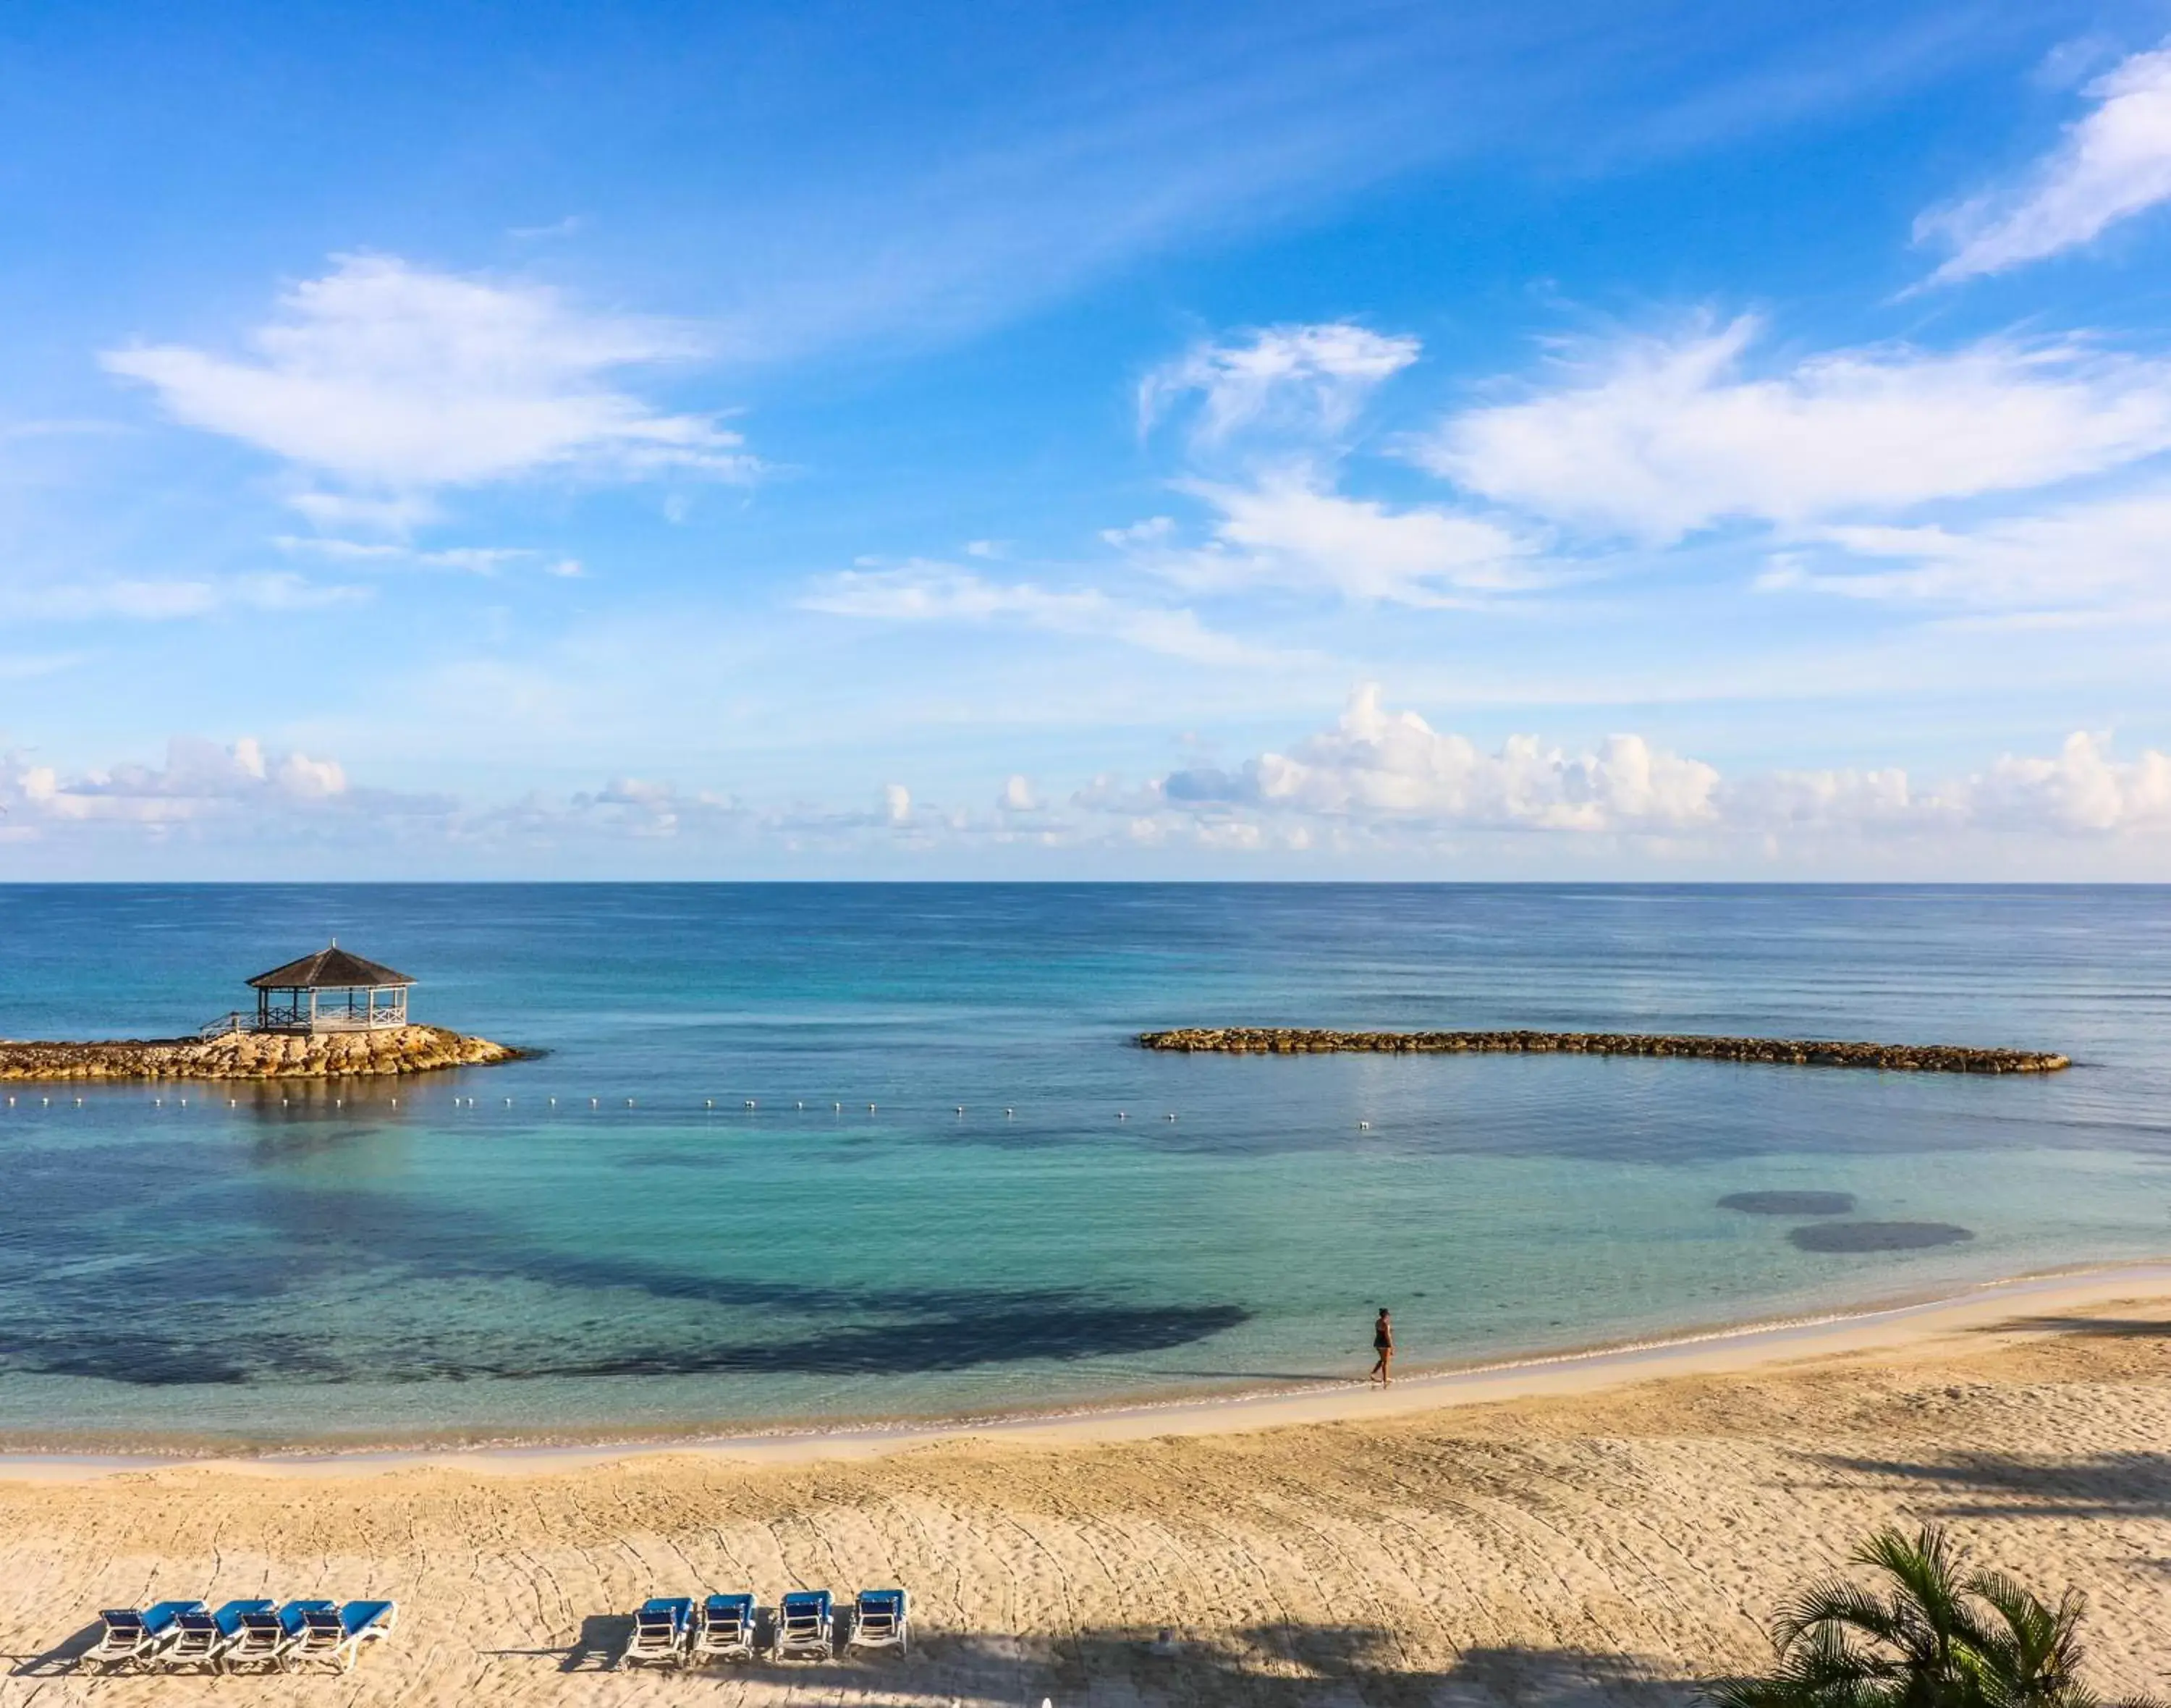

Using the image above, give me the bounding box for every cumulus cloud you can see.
[1156,685,1720,832]
[101,255,752,524]
[1418,318,2171,544]
[1920,41,2171,284]
[801,563,1292,664]
[1139,323,1419,446]
[1130,688,2171,847]
[1,736,357,828]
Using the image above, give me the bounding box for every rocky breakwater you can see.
[0,1024,522,1082]
[1136,1028,2070,1074]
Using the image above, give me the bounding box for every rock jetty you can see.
[1136,1028,2068,1074]
[0,1025,521,1082]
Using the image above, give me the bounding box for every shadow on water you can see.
[1809,1450,2171,1520]
[492,1624,1691,1708]
[0,1171,1253,1384]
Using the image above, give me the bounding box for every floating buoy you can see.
[834,1102,842,1111]
[706,1099,714,1108]
[546,1096,554,1107]
[796,1100,805,1109]
[867,1102,876,1112]
[591,1097,599,1107]
[744,1099,756,1109]
[1165,1113,1176,1121]
[1117,1111,1127,1120]
[626,1097,635,1107]
[1358,1120,1371,1130]
[179,1099,187,1108]
[956,1105,965,1115]
[229,1099,237,1108]
[153,1097,162,1107]
[1005,1107,1015,1117]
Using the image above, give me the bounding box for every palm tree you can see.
[1708,1524,2162,1708]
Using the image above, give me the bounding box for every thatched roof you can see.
[247,944,415,990]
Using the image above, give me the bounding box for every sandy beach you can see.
[3,1269,2167,1704]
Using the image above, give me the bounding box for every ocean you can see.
[0,883,2166,1449]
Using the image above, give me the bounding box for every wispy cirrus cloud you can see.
[0,573,366,623]
[1759,486,2171,613]
[101,255,753,528]
[802,562,1291,666]
[1139,322,1418,445]
[1418,316,2171,544]
[1117,469,1539,606]
[1918,38,2171,284]
[1113,323,1539,607]
[274,536,583,578]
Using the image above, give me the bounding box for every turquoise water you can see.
[1,884,2167,1447]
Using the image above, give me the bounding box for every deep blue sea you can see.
[1,884,2167,1449]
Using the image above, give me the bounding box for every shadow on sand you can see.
[1810,1450,2171,1521]
[495,1623,1693,1708]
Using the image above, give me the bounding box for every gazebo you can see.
[242,942,415,1035]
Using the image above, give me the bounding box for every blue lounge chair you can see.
[623,1596,693,1667]
[84,1601,199,1670]
[288,1599,398,1672]
[691,1593,757,1662]
[277,1600,339,1669]
[775,1589,834,1661]
[157,1601,250,1672]
[224,1601,293,1670]
[850,1588,910,1654]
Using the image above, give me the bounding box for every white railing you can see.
[198,1007,410,1038]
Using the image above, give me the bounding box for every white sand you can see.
[4,1267,2168,1704]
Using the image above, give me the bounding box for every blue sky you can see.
[7,0,2171,876]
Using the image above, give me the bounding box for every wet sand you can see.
[4,1272,2169,1704]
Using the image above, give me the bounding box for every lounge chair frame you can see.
[85,1602,198,1672]
[691,1593,758,1663]
[774,1590,835,1662]
[849,1589,910,1656]
[623,1597,693,1668]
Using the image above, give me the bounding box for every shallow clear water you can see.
[1,884,2167,1447]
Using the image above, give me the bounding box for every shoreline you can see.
[7,1256,2166,1481]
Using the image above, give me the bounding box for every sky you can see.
[7,0,2171,878]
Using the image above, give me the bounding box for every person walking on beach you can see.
[1370,1307,1394,1384]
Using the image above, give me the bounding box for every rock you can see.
[0,1025,523,1082]
[1133,1028,2068,1075]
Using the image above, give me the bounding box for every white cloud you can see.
[1920,41,2171,284]
[275,536,545,575]
[1157,685,1722,832]
[0,573,365,622]
[1419,317,2171,543]
[999,774,1040,813]
[1122,467,1536,605]
[802,562,1290,665]
[1140,323,1418,445]
[1774,488,2171,610]
[1,736,354,826]
[101,255,753,523]
[1136,688,2171,845]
